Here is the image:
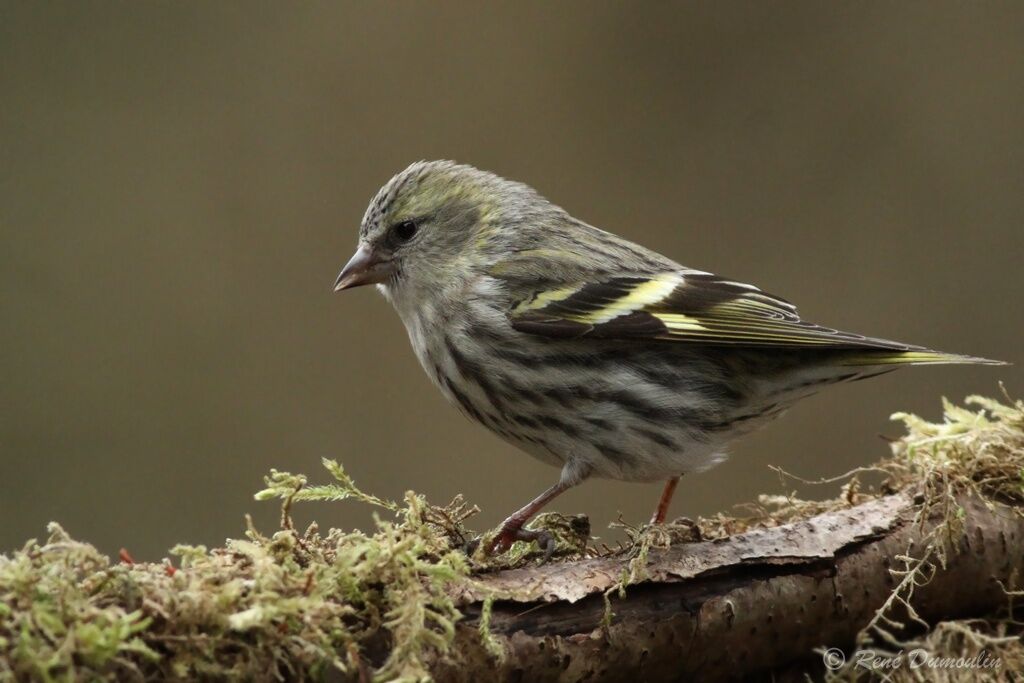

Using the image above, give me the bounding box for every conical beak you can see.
[333,245,393,291]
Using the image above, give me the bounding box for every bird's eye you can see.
[392,220,418,242]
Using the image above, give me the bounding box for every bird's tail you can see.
[837,349,1008,367]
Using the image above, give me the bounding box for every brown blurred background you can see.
[2,3,1021,559]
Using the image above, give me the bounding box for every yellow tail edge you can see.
[840,350,1009,367]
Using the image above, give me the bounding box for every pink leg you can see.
[650,476,681,525]
[485,480,572,555]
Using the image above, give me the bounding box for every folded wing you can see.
[508,271,914,350]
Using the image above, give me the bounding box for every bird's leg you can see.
[484,480,571,556]
[650,475,681,525]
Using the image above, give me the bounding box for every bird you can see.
[333,160,1003,554]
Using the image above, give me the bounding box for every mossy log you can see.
[3,394,1021,681]
[434,491,1023,682]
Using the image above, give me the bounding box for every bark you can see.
[431,491,1024,682]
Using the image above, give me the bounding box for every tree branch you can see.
[434,491,1023,682]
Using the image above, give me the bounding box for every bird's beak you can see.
[333,245,393,291]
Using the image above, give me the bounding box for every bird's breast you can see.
[398,301,754,481]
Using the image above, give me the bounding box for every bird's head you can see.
[334,160,555,304]
[335,162,524,299]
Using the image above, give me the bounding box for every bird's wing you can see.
[507,270,911,349]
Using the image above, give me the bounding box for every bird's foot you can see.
[475,524,555,560]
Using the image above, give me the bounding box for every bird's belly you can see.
[501,414,729,482]
[413,324,748,482]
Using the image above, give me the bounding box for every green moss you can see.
[0,460,473,682]
[824,387,1024,682]
[2,394,1022,681]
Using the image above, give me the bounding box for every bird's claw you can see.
[476,526,556,560]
